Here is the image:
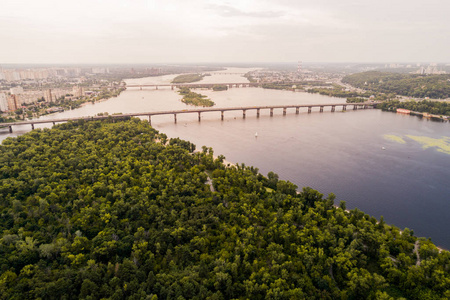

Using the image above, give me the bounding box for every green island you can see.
[178,87,215,107]
[342,71,450,99]
[0,118,449,299]
[378,100,450,117]
[212,85,228,91]
[171,74,205,84]
[346,97,369,103]
[262,83,298,91]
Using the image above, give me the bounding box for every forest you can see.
[0,119,449,299]
[171,74,205,84]
[178,87,215,107]
[377,100,450,116]
[212,85,228,92]
[342,71,450,99]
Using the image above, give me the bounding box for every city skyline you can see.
[2,0,450,64]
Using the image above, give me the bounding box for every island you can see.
[178,87,215,107]
[171,73,205,84]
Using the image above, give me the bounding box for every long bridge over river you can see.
[126,82,259,90]
[1,102,379,133]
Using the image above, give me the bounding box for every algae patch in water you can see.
[384,134,406,144]
[406,135,450,155]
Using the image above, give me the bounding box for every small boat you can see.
[255,132,258,137]
[382,146,386,150]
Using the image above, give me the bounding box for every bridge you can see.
[1,102,379,133]
[207,72,246,75]
[126,82,259,90]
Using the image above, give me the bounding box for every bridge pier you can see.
[364,105,368,109]
[221,111,224,121]
[270,108,274,117]
[256,108,260,118]
[308,107,312,113]
[9,126,12,133]
[198,112,201,122]
[243,110,246,119]
[171,85,174,90]
[320,106,324,113]
[229,84,232,88]
[283,108,287,116]
[140,86,142,90]
[343,105,347,111]
[52,122,55,125]
[148,115,151,125]
[353,105,357,110]
[296,107,299,114]
[174,114,177,123]
[331,106,335,112]
[31,124,34,129]
[156,86,158,90]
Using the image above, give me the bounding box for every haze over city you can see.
[2,0,449,64]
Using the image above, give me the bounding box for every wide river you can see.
[2,68,450,249]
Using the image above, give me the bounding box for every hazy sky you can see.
[1,0,449,64]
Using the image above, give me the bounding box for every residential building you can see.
[45,89,53,102]
[0,92,8,112]
[10,86,24,95]
[7,95,20,111]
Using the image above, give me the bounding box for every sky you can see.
[1,0,449,64]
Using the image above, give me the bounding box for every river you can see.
[1,67,450,249]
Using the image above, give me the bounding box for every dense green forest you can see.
[306,85,391,101]
[212,85,228,92]
[172,74,205,84]
[377,100,450,116]
[178,87,215,107]
[342,71,450,99]
[0,119,449,299]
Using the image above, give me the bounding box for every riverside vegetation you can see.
[378,100,450,117]
[178,87,215,107]
[0,118,449,299]
[342,71,450,99]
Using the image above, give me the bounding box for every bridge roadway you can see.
[1,102,378,133]
[126,82,259,90]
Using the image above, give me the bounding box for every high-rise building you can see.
[7,95,20,111]
[72,86,84,98]
[45,89,53,102]
[0,92,8,112]
[10,86,24,95]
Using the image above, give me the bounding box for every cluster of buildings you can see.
[416,65,447,75]
[0,66,164,82]
[0,67,92,82]
[248,69,335,83]
[0,85,85,112]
